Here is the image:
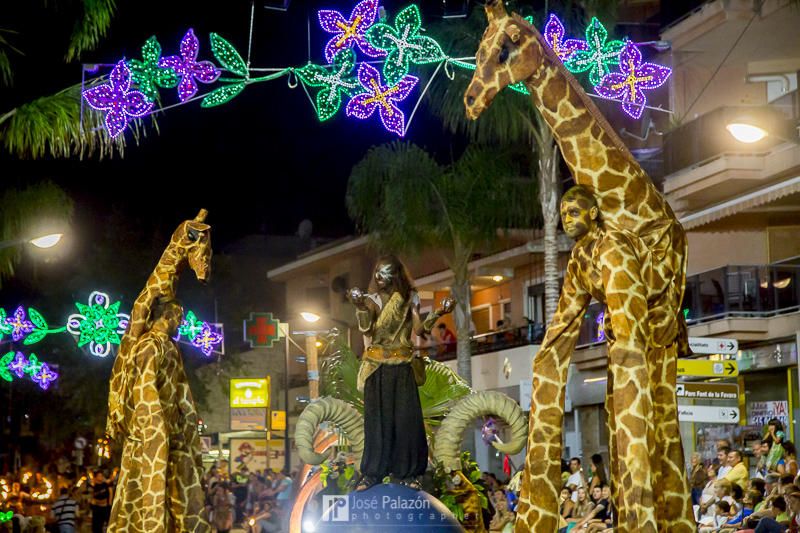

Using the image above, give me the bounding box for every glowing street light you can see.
[726,122,768,144]
[299,311,321,323]
[29,233,63,249]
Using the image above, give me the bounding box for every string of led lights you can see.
[81,1,673,138]
[1,292,223,358]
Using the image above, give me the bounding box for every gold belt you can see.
[364,345,413,363]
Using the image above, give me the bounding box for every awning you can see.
[679,175,800,230]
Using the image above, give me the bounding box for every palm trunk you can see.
[536,113,561,326]
[450,256,473,386]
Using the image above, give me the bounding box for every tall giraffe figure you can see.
[463,3,694,533]
[106,210,212,533]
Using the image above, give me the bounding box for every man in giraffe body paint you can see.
[106,211,212,533]
[462,1,694,532]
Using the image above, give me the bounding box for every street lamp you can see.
[726,122,768,143]
[0,232,64,251]
[299,311,352,347]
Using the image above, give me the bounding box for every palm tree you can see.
[425,1,618,324]
[0,1,152,159]
[347,142,539,385]
[0,181,74,286]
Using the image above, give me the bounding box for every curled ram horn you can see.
[434,391,528,473]
[294,397,365,465]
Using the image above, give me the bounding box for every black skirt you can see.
[360,362,428,479]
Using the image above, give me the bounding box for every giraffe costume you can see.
[106,210,212,533]
[463,3,694,532]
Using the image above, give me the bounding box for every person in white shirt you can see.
[717,446,732,479]
[566,457,586,502]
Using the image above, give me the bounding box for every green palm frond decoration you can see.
[0,84,156,160]
[65,0,118,62]
[320,340,364,414]
[418,359,472,422]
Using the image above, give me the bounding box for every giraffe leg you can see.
[607,342,658,533]
[167,443,212,533]
[515,342,571,532]
[648,343,695,532]
[604,355,621,530]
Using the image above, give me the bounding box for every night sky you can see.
[3,0,467,249]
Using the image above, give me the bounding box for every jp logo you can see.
[322,495,349,522]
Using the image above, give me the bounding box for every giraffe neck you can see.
[516,27,672,233]
[128,244,184,339]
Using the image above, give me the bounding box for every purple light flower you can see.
[318,0,385,63]
[7,352,28,378]
[594,41,671,119]
[32,363,58,390]
[542,14,589,62]
[82,60,154,138]
[158,29,220,102]
[191,323,223,357]
[345,63,417,136]
[6,307,34,342]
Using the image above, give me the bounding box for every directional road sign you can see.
[675,382,739,400]
[677,359,738,377]
[678,405,740,424]
[689,337,739,355]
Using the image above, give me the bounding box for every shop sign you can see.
[689,337,738,355]
[678,405,740,424]
[677,359,738,377]
[748,400,790,427]
[737,342,798,372]
[230,377,270,408]
[231,407,268,431]
[676,382,739,400]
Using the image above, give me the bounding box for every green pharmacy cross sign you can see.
[243,312,283,348]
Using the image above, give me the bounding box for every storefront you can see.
[680,338,799,471]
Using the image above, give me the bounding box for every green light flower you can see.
[128,36,179,101]
[365,4,445,85]
[564,17,625,87]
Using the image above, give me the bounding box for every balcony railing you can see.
[684,264,800,323]
[427,264,798,361]
[427,324,545,362]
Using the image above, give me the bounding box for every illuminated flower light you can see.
[596,311,606,342]
[0,511,10,523]
[594,41,671,119]
[7,352,28,378]
[23,353,43,378]
[6,306,34,342]
[318,0,385,64]
[295,49,361,122]
[158,29,221,102]
[345,63,418,136]
[0,352,14,382]
[32,363,58,390]
[128,36,179,100]
[564,17,625,86]
[176,310,205,341]
[365,4,445,84]
[191,323,223,357]
[82,60,154,138]
[542,14,589,62]
[67,291,131,358]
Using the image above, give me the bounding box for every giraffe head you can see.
[464,0,540,120]
[171,209,212,283]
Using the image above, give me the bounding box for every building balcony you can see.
[662,104,800,214]
[684,263,799,323]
